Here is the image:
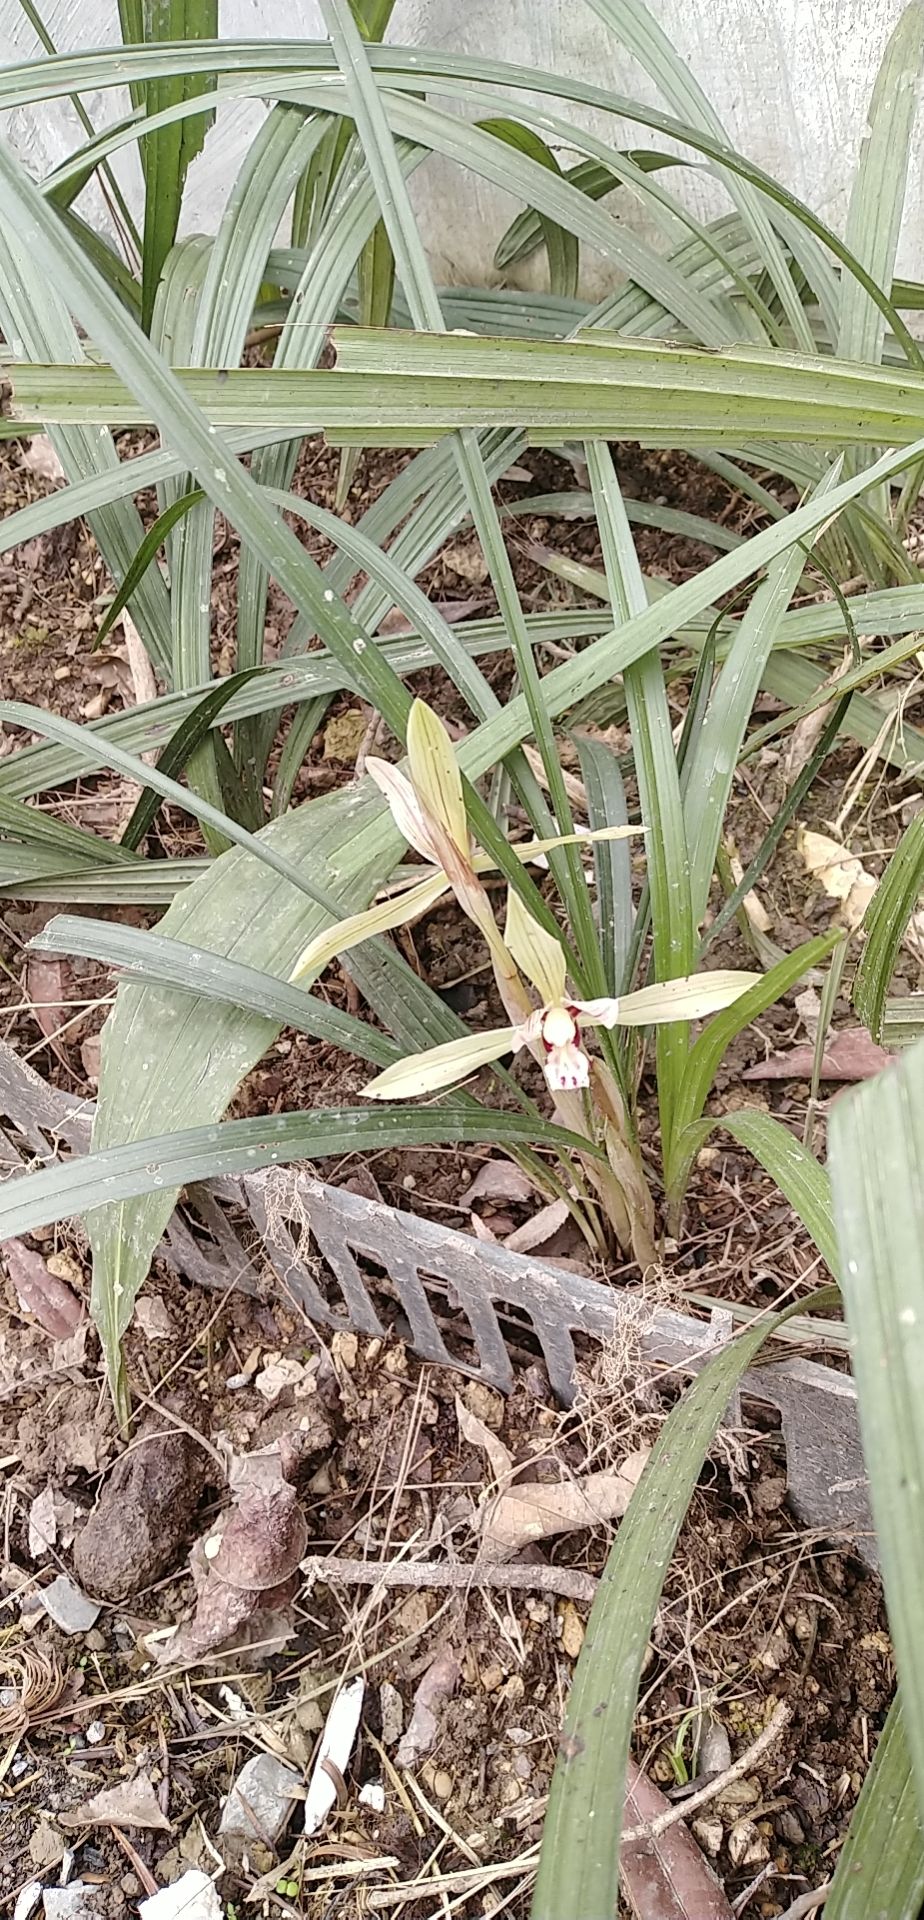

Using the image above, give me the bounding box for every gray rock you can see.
[43,1886,99,1920]
[39,1576,100,1636]
[218,1753,301,1847]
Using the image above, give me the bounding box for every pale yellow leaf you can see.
[615,970,759,1026]
[504,887,567,1003]
[407,699,468,853]
[364,1026,520,1099]
[289,870,450,982]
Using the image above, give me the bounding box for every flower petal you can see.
[363,1026,521,1099]
[573,996,622,1029]
[290,871,451,983]
[544,1040,590,1092]
[407,699,469,853]
[504,888,568,1004]
[366,757,441,863]
[615,970,761,1025]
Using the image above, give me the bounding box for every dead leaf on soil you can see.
[3,1238,84,1339]
[60,1773,171,1834]
[621,1760,733,1920]
[377,596,487,637]
[395,1646,460,1769]
[484,1453,649,1555]
[27,1485,77,1560]
[462,1160,537,1208]
[743,1028,892,1083]
[455,1396,514,1486]
[25,952,77,1045]
[21,435,66,486]
[133,1295,176,1342]
[158,1474,307,1667]
[504,1198,570,1253]
[797,827,876,931]
[303,1676,365,1834]
[121,612,159,710]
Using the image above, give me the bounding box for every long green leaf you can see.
[825,1695,924,1920]
[18,336,924,443]
[478,117,578,297]
[29,915,400,1068]
[829,1037,924,1813]
[854,812,924,1043]
[118,0,218,331]
[0,1101,586,1247]
[533,1292,825,1916]
[722,1107,839,1274]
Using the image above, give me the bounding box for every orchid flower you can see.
[364,886,759,1100]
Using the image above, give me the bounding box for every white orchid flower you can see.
[364,886,759,1100]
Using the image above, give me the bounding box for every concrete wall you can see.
[1,0,921,294]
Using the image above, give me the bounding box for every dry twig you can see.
[620,1701,792,1845]
[300,1553,597,1602]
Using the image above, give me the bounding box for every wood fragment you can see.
[300,1553,597,1602]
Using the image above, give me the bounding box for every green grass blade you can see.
[94,485,204,650]
[825,1696,924,1920]
[478,117,579,297]
[0,1102,587,1248]
[838,6,924,375]
[585,438,693,1143]
[829,1038,924,1814]
[118,0,218,331]
[572,733,633,997]
[721,1107,838,1274]
[669,932,840,1207]
[29,915,400,1068]
[532,1293,819,1917]
[854,812,924,1043]
[0,700,343,916]
[495,151,681,269]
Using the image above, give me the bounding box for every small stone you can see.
[140,1873,223,1920]
[13,1882,42,1920]
[432,1771,453,1802]
[698,1714,732,1776]
[43,1888,100,1920]
[692,1816,723,1857]
[29,1821,65,1870]
[481,1664,505,1692]
[559,1602,585,1659]
[759,1627,792,1672]
[778,1809,805,1845]
[753,1474,788,1514]
[359,1780,385,1813]
[727,1818,769,1868]
[39,1575,100,1635]
[219,1753,302,1848]
[380,1681,404,1747]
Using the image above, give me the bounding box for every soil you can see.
[0,424,920,1919]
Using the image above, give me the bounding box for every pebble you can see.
[692,1815,724,1857]
[13,1883,42,1920]
[379,1682,404,1748]
[38,1575,101,1636]
[218,1752,302,1847]
[432,1771,453,1801]
[43,1887,99,1920]
[140,1873,223,1920]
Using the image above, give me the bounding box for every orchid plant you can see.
[291,699,762,1262]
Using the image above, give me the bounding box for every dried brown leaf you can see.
[743,1029,892,1083]
[25,952,75,1044]
[463,1160,537,1208]
[395,1647,460,1768]
[504,1198,570,1253]
[21,435,66,486]
[60,1773,171,1834]
[455,1396,513,1485]
[484,1452,649,1555]
[3,1238,84,1339]
[621,1761,733,1919]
